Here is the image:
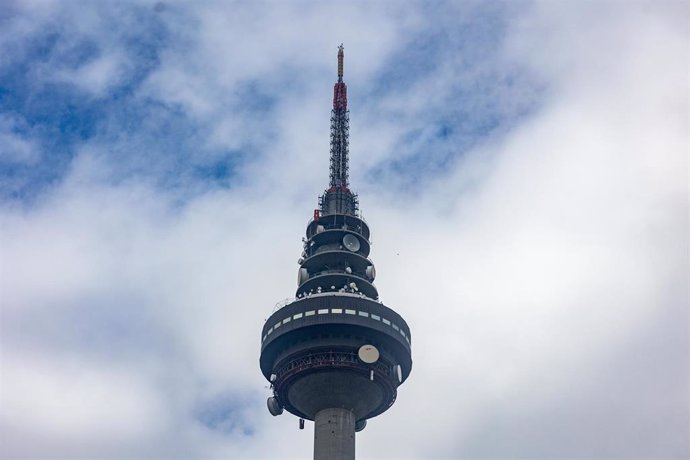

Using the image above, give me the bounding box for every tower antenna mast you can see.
[330,44,349,191]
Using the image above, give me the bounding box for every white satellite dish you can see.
[365,265,376,280]
[342,234,360,252]
[358,344,379,364]
[316,225,325,234]
[267,396,283,416]
[298,268,309,285]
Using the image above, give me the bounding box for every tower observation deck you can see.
[259,46,412,460]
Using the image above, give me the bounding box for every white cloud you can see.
[52,50,129,95]
[1,351,167,440]
[0,115,39,165]
[0,1,687,458]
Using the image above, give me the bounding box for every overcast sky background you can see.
[0,1,688,459]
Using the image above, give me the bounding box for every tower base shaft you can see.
[313,408,355,460]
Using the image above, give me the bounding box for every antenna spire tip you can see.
[337,44,344,79]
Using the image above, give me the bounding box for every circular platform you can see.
[259,293,412,420]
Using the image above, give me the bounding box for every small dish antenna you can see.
[355,419,367,432]
[298,268,309,285]
[365,265,376,280]
[342,234,360,252]
[358,344,379,364]
[267,396,283,416]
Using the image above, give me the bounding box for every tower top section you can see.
[260,48,413,457]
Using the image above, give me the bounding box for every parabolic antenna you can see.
[298,268,309,285]
[365,265,376,280]
[358,344,379,364]
[343,234,360,252]
[267,396,283,416]
[355,419,367,432]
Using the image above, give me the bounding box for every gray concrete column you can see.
[313,407,355,460]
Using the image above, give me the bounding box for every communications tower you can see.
[259,46,412,460]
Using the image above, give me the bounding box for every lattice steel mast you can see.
[321,45,358,216]
[330,44,349,189]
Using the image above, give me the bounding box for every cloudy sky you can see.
[0,1,687,459]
